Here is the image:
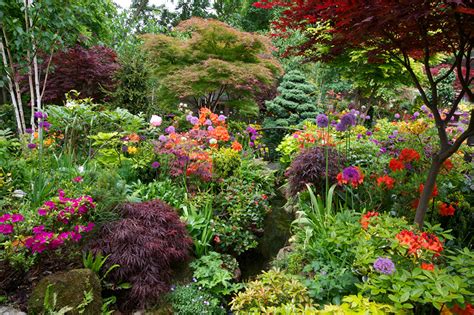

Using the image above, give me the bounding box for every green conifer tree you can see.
[263,70,321,146]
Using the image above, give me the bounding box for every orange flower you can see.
[209,126,230,141]
[419,183,438,198]
[128,133,140,143]
[396,230,443,256]
[360,211,379,229]
[389,158,404,172]
[421,262,434,271]
[231,141,243,151]
[376,175,395,189]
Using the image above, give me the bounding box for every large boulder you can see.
[28,269,102,315]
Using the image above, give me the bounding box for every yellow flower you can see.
[127,146,138,154]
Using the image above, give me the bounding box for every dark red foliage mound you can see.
[88,199,192,309]
[42,45,120,104]
[286,146,345,196]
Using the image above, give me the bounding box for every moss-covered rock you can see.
[28,268,102,315]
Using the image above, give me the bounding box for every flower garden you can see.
[1,1,474,314]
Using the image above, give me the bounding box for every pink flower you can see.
[38,208,48,216]
[0,213,11,223]
[11,214,24,223]
[72,176,83,183]
[44,201,56,210]
[150,115,162,127]
[0,224,13,234]
[32,225,45,234]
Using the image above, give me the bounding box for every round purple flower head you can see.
[158,135,167,142]
[420,105,429,113]
[316,114,329,128]
[34,111,46,119]
[218,115,226,122]
[413,112,420,119]
[373,257,395,275]
[151,161,160,169]
[394,113,401,119]
[25,128,34,134]
[27,143,37,149]
[207,126,214,131]
[165,126,176,134]
[121,145,128,152]
[341,113,356,127]
[341,166,362,182]
[186,114,193,122]
[204,119,212,126]
[335,122,348,132]
[190,116,199,125]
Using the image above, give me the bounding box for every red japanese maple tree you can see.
[256,0,474,226]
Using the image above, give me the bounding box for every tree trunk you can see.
[414,156,443,226]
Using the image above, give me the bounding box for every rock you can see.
[28,269,102,315]
[0,306,26,315]
[276,245,294,261]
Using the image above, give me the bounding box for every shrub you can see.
[212,147,241,179]
[230,269,311,313]
[41,45,120,104]
[286,146,345,196]
[88,199,192,309]
[190,251,242,297]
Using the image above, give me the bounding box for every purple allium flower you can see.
[357,134,362,140]
[335,122,348,132]
[342,166,362,182]
[246,126,256,134]
[158,135,167,142]
[249,142,255,147]
[27,143,37,149]
[121,145,128,152]
[421,105,429,112]
[316,114,329,128]
[165,126,176,134]
[341,113,356,127]
[186,114,193,122]
[39,121,51,130]
[34,111,45,119]
[413,112,420,118]
[26,128,34,134]
[428,113,434,119]
[190,116,199,125]
[151,161,160,169]
[204,119,212,126]
[330,120,338,127]
[366,131,372,136]
[218,115,226,122]
[394,113,401,119]
[373,257,395,274]
[207,126,214,131]
[365,115,371,120]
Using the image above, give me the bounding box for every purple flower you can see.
[26,128,34,134]
[342,166,362,182]
[335,122,348,132]
[186,114,193,122]
[357,134,362,140]
[204,119,212,126]
[151,161,160,169]
[421,105,429,112]
[365,115,371,120]
[457,127,465,133]
[373,257,395,275]
[218,115,226,122]
[34,111,45,119]
[394,113,401,119]
[158,135,167,142]
[366,131,372,136]
[32,225,45,234]
[246,126,256,134]
[379,147,387,154]
[121,145,128,152]
[330,120,338,127]
[28,143,37,149]
[190,116,199,125]
[207,126,214,131]
[0,214,11,223]
[413,112,420,119]
[165,126,176,134]
[39,121,51,130]
[316,114,329,128]
[341,113,356,127]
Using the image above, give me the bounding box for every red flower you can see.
[376,175,395,189]
[438,202,455,216]
[451,303,474,315]
[213,235,221,244]
[360,211,379,229]
[261,194,268,200]
[443,159,454,171]
[399,148,421,163]
[419,183,438,198]
[389,158,404,172]
[396,230,443,256]
[421,262,434,271]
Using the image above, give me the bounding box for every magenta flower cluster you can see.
[0,213,24,235]
[1,190,96,254]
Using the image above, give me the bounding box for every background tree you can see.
[0,0,115,134]
[142,17,282,116]
[256,0,474,226]
[263,69,321,144]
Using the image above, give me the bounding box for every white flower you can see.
[209,138,217,144]
[181,137,187,141]
[150,115,162,127]
[12,190,27,198]
[78,166,85,174]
